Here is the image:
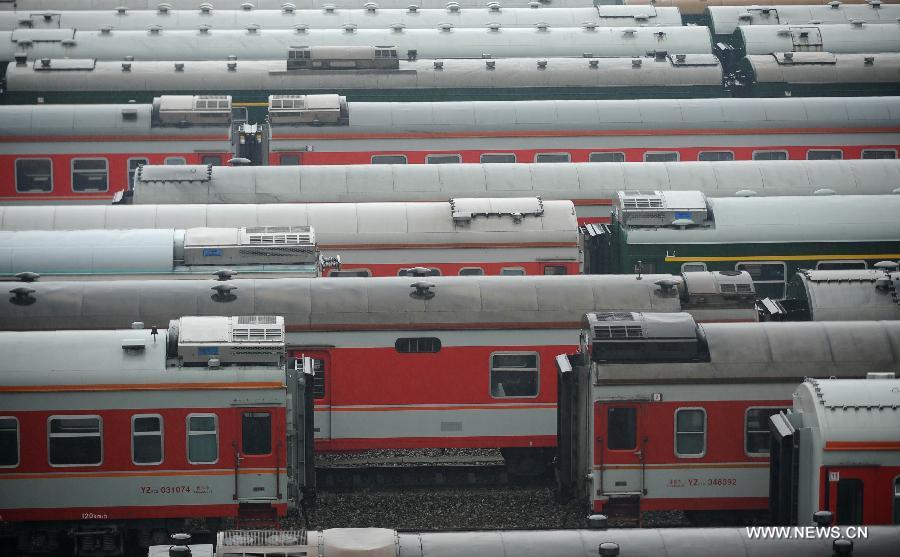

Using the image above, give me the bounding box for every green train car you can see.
[596,191,900,300]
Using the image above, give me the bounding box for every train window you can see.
[48,416,102,466]
[837,479,864,525]
[201,155,222,166]
[15,158,52,193]
[132,415,163,465]
[165,157,187,165]
[607,407,636,451]
[674,408,706,457]
[242,412,272,456]
[71,158,109,192]
[698,151,734,162]
[807,150,842,160]
[329,269,372,277]
[0,417,18,467]
[459,267,484,276]
[752,151,788,161]
[816,260,866,271]
[534,153,571,163]
[643,152,679,162]
[736,262,786,300]
[127,158,148,190]
[481,153,516,164]
[371,155,408,165]
[745,407,786,456]
[543,265,567,275]
[395,338,442,354]
[589,152,625,163]
[426,154,462,164]
[490,353,539,398]
[894,478,900,524]
[279,154,301,166]
[500,267,526,276]
[398,268,441,277]
[862,149,897,159]
[310,358,326,399]
[681,262,707,273]
[187,414,218,464]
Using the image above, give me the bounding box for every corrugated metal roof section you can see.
[2,0,600,10]
[5,56,722,93]
[0,6,682,32]
[796,269,900,322]
[625,194,900,244]
[0,274,684,331]
[737,23,900,55]
[796,378,900,444]
[0,25,713,62]
[746,52,900,85]
[708,4,900,36]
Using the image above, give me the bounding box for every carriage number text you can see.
[666,478,737,488]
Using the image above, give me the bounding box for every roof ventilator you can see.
[589,59,599,69]
[583,21,598,30]
[241,2,255,11]
[116,6,128,14]
[488,22,501,31]
[488,2,501,12]
[200,3,213,13]
[157,3,172,14]
[447,2,460,13]
[537,59,547,69]
[408,5,419,13]
[535,22,550,31]
[323,4,336,13]
[485,59,495,69]
[364,2,378,12]
[410,282,436,300]
[282,3,296,13]
[433,60,443,69]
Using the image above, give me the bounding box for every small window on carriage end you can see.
[15,159,53,193]
[607,407,636,451]
[279,154,301,166]
[752,150,788,161]
[490,353,539,398]
[426,154,461,164]
[395,337,442,354]
[534,153,571,163]
[328,269,372,277]
[589,152,625,163]
[200,155,222,166]
[398,268,441,277]
[459,267,484,276]
[807,150,842,160]
[745,407,787,456]
[862,149,896,160]
[643,152,679,162]
[127,158,149,190]
[500,267,526,276]
[371,155,407,165]
[543,265,567,275]
[698,151,734,162]
[165,157,187,165]
[242,412,272,456]
[0,417,19,467]
[481,153,516,164]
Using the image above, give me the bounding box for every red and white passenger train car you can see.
[557,312,900,522]
[0,316,315,554]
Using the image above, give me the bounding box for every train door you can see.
[234,408,281,504]
[290,350,331,442]
[824,467,879,525]
[594,402,646,498]
[790,27,824,53]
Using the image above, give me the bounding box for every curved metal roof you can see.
[0,6,682,32]
[125,160,900,205]
[794,269,900,321]
[736,22,900,55]
[708,4,900,36]
[0,274,686,332]
[794,377,900,445]
[1,0,598,9]
[623,194,900,244]
[5,55,722,94]
[743,52,900,85]
[623,0,896,17]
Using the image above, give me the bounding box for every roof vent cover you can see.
[616,190,708,228]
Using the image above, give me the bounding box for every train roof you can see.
[0,0,599,9]
[0,25,712,62]
[0,199,578,246]
[735,22,900,55]
[708,4,900,36]
[0,274,687,332]
[621,194,900,244]
[594,319,900,381]
[0,6,682,32]
[126,160,900,205]
[622,0,896,17]
[793,377,900,446]
[4,54,722,94]
[741,52,900,85]
[792,269,900,321]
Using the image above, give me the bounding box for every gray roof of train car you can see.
[0,6,682,32]
[625,0,891,17]
[737,23,900,55]
[796,269,900,321]
[623,194,900,244]
[1,25,712,62]
[794,378,900,445]
[1,0,598,9]
[5,55,722,93]
[128,160,900,205]
[0,200,578,245]
[708,4,900,36]
[0,274,685,331]
[744,52,900,85]
[596,320,900,381]
[0,102,231,137]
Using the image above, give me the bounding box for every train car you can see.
[603,192,900,299]
[0,25,713,64]
[556,312,900,522]
[0,226,330,279]
[761,263,900,321]
[0,198,582,277]
[1,54,724,107]
[147,526,900,557]
[0,315,316,555]
[0,0,598,10]
[708,4,900,39]
[614,0,900,25]
[0,6,682,32]
[732,52,900,98]
[729,22,900,60]
[0,273,759,473]
[124,160,900,225]
[770,376,900,527]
